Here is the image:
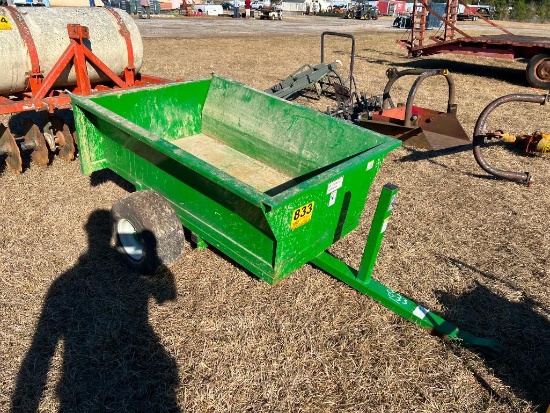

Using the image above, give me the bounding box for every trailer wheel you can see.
[526,54,550,89]
[111,190,185,274]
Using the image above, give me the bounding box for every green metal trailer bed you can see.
[72,75,499,353]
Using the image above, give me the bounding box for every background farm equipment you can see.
[265,32,356,103]
[0,6,170,174]
[397,0,550,89]
[267,32,470,151]
[343,0,378,20]
[257,3,283,19]
[355,68,470,151]
[393,14,412,29]
[473,93,549,185]
[71,75,500,354]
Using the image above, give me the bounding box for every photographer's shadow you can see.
[436,259,550,411]
[11,209,181,413]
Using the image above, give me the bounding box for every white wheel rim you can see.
[117,219,144,261]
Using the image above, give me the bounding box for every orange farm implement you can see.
[0,6,171,174]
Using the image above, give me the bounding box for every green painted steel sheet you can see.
[72,75,400,283]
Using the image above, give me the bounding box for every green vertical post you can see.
[311,183,501,354]
[357,183,398,283]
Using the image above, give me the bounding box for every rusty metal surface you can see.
[0,123,22,173]
[50,116,76,162]
[365,106,470,150]
[362,68,470,151]
[532,56,550,84]
[22,119,49,167]
[467,34,550,47]
[104,6,136,84]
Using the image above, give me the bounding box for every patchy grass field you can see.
[1,20,549,413]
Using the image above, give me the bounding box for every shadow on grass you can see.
[436,258,550,412]
[11,209,181,413]
[394,144,532,183]
[390,58,528,87]
[351,47,528,87]
[90,168,136,192]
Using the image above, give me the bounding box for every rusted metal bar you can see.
[472,93,549,184]
[4,6,43,93]
[70,25,93,96]
[104,6,136,85]
[82,46,129,90]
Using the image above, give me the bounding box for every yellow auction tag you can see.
[0,16,12,30]
[291,201,314,230]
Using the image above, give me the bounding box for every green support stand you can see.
[311,183,501,354]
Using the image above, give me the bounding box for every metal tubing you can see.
[321,31,355,69]
[311,183,501,354]
[320,31,358,98]
[404,69,455,127]
[472,93,548,184]
[382,68,456,117]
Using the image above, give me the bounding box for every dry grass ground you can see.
[1,20,549,412]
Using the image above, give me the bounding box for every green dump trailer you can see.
[72,75,499,353]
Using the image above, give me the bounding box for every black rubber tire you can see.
[111,190,185,274]
[526,54,550,89]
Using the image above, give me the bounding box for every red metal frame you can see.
[397,0,549,60]
[0,9,171,116]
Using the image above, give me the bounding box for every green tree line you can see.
[480,0,550,21]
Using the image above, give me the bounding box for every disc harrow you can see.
[0,115,78,173]
[0,6,171,174]
[0,124,22,173]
